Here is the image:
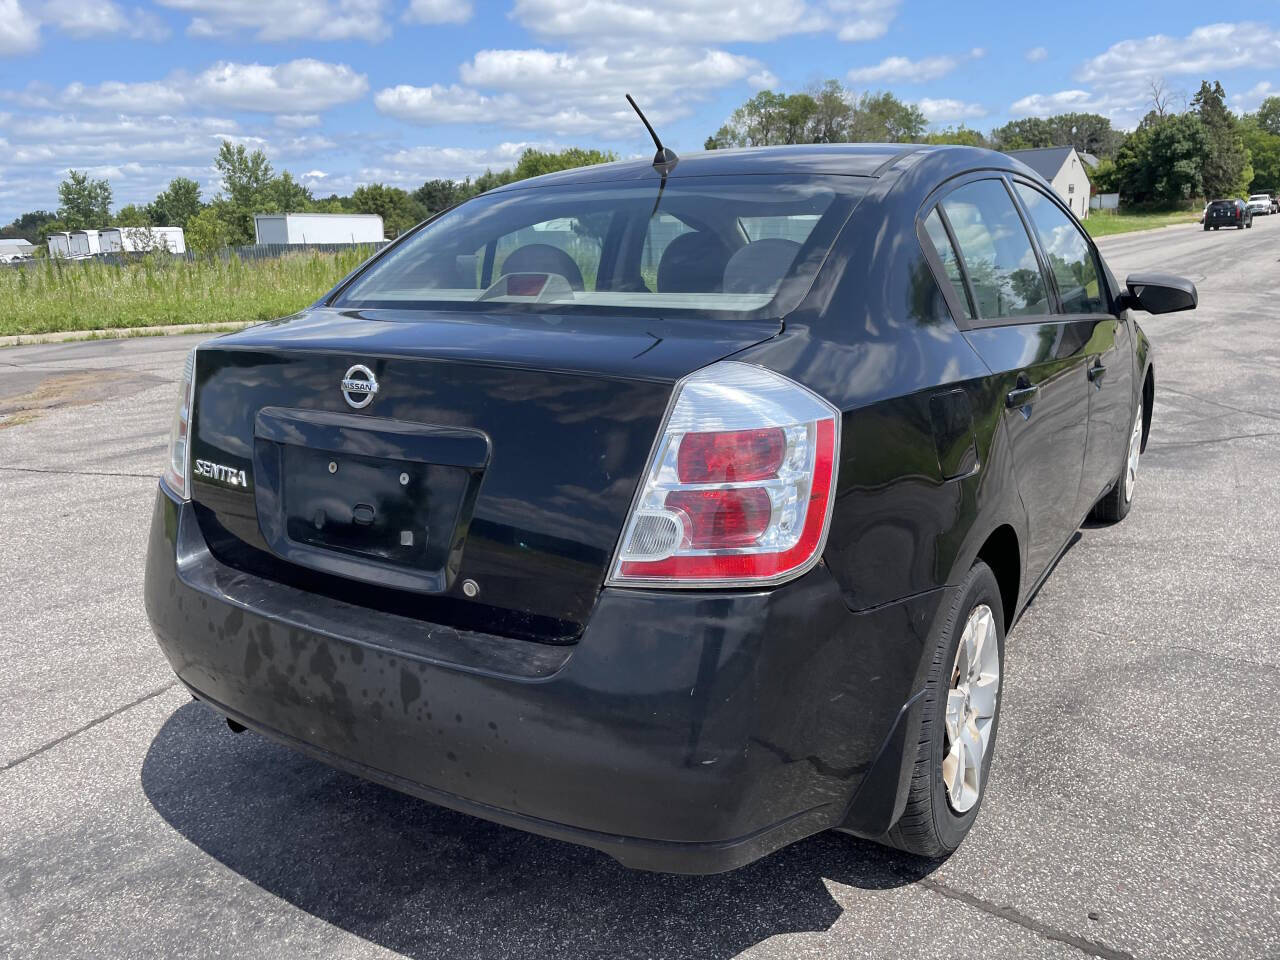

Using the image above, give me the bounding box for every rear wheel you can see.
[883,561,1004,859]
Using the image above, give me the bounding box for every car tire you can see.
[1203,224,1209,231]
[1091,400,1145,523]
[882,561,1004,859]
[1246,221,1252,229]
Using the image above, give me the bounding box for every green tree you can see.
[186,206,229,254]
[508,147,618,180]
[1240,118,1280,193]
[1254,96,1280,136]
[847,91,926,141]
[57,170,112,231]
[262,171,314,213]
[919,126,988,147]
[1193,81,1249,198]
[1115,111,1209,205]
[706,82,924,147]
[413,178,474,214]
[348,184,425,238]
[112,204,152,227]
[0,210,58,242]
[148,178,203,228]
[990,117,1056,151]
[213,141,275,244]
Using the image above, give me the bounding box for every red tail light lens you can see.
[608,362,841,587]
[677,428,786,483]
[666,488,772,547]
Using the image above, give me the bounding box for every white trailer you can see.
[47,233,73,258]
[68,229,102,258]
[99,226,187,254]
[253,213,385,245]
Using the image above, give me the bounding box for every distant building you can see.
[253,213,385,245]
[1006,147,1092,219]
[47,232,72,258]
[99,226,187,255]
[0,238,35,260]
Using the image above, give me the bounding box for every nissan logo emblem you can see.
[340,364,379,409]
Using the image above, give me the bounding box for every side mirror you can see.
[1122,272,1198,314]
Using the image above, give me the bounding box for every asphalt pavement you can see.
[1,217,1277,959]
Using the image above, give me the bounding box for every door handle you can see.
[1088,361,1107,383]
[1006,382,1039,409]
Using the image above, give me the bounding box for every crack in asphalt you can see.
[1149,430,1280,449]
[1158,386,1280,424]
[0,464,159,480]
[917,877,1135,960]
[1,682,179,773]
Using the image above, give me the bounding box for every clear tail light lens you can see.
[161,348,197,500]
[608,361,840,587]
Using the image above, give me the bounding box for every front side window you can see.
[1014,183,1105,315]
[334,175,865,320]
[939,179,1050,321]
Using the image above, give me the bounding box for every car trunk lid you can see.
[188,307,778,641]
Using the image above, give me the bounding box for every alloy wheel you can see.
[942,604,1000,814]
[1123,407,1143,504]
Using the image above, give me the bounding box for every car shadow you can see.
[142,701,938,959]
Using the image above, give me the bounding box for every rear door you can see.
[921,176,1091,581]
[1012,180,1133,514]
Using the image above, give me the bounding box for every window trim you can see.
[1007,175,1117,319]
[916,173,1056,331]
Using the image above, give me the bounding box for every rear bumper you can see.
[145,485,948,873]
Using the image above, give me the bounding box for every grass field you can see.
[1083,209,1199,237]
[0,249,373,337]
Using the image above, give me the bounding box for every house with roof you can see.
[1007,147,1093,220]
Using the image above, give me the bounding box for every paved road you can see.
[2,219,1278,959]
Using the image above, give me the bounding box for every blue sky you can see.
[0,0,1275,222]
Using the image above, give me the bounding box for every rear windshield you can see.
[1209,201,1236,211]
[331,175,866,320]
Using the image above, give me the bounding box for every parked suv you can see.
[1247,194,1272,216]
[1204,198,1252,230]
[146,144,1196,872]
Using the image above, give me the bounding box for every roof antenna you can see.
[626,94,678,175]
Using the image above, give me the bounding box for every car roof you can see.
[488,143,1040,192]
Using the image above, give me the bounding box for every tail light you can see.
[160,348,197,500]
[608,361,840,587]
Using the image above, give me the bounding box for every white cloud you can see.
[191,60,368,112]
[918,98,987,122]
[1076,21,1280,94]
[511,0,826,43]
[42,0,169,40]
[61,80,187,113]
[847,48,984,84]
[59,60,369,115]
[1009,89,1107,116]
[829,0,900,42]
[1231,81,1275,112]
[154,0,390,42]
[0,0,41,54]
[377,46,764,134]
[1025,46,1048,62]
[276,113,322,129]
[403,0,471,24]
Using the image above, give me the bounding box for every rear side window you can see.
[939,179,1049,321]
[1014,184,1105,315]
[922,209,972,320]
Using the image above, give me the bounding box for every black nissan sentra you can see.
[145,142,1197,873]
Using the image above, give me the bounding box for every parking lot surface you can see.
[2,218,1278,959]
